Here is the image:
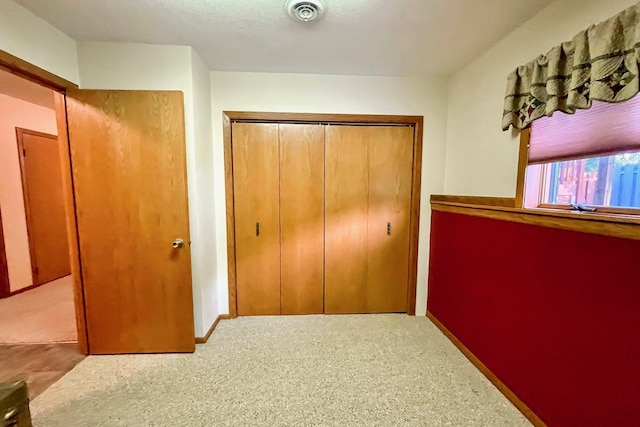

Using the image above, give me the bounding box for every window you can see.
[523,95,640,215]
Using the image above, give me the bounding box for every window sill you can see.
[528,205,640,224]
[430,195,640,240]
[537,203,640,218]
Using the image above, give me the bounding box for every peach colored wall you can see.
[0,93,57,292]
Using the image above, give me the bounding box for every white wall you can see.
[444,0,639,197]
[0,94,57,292]
[190,50,219,328]
[77,42,218,336]
[0,0,79,84]
[210,72,449,316]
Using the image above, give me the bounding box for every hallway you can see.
[0,276,76,344]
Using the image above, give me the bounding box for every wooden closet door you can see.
[324,126,369,314]
[279,124,325,314]
[233,123,281,315]
[366,126,414,312]
[325,125,414,314]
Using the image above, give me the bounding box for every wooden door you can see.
[16,129,70,286]
[325,126,370,314]
[325,125,414,313]
[366,127,413,312]
[233,123,281,315]
[65,90,194,354]
[279,124,324,314]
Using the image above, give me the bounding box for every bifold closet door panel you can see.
[324,126,369,314]
[366,126,414,312]
[232,123,281,315]
[279,124,325,315]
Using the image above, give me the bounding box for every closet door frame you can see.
[223,111,424,317]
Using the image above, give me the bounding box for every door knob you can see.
[172,238,184,249]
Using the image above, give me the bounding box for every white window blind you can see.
[529,95,640,164]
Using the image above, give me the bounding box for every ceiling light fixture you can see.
[285,0,327,23]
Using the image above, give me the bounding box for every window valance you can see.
[502,2,640,131]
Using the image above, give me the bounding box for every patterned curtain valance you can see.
[502,2,640,131]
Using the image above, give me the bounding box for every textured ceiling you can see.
[0,68,54,109]
[15,0,553,76]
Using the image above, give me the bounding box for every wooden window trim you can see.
[537,203,640,216]
[514,128,530,208]
[223,111,424,318]
[516,126,640,219]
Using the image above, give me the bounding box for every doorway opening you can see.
[1,48,197,361]
[0,67,84,399]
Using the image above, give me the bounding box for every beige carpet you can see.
[0,276,77,344]
[31,315,530,426]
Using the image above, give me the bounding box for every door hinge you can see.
[22,148,26,156]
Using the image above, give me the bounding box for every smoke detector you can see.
[285,0,327,23]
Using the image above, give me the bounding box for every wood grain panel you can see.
[16,128,70,286]
[430,195,516,208]
[366,126,413,312]
[406,118,423,315]
[279,124,325,314]
[232,123,281,315]
[54,92,88,354]
[324,126,369,314]
[431,202,640,240]
[224,111,422,125]
[223,112,425,317]
[515,128,531,208]
[223,114,238,318]
[65,90,194,354]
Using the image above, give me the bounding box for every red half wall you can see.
[428,210,640,427]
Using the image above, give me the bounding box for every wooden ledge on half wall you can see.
[430,194,640,241]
